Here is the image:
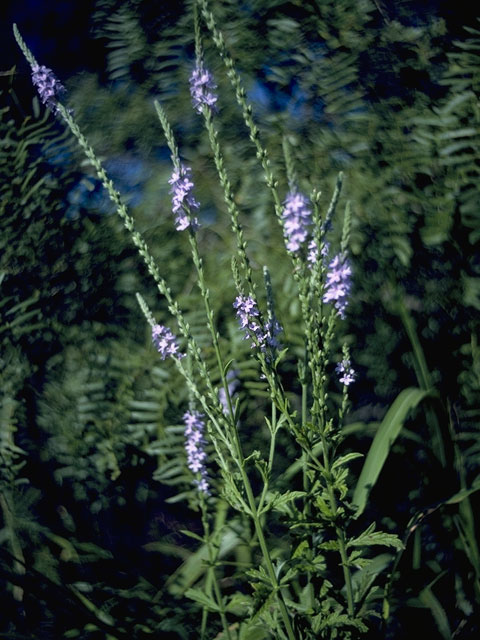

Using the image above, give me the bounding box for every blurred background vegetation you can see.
[1,0,480,637]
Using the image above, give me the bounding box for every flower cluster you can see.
[189,64,218,114]
[336,358,356,386]
[323,254,352,319]
[233,295,281,352]
[281,191,312,252]
[168,164,200,231]
[307,238,330,267]
[152,324,184,360]
[31,64,65,114]
[183,411,209,494]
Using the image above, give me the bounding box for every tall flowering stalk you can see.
[151,324,184,360]
[281,190,312,253]
[183,411,209,494]
[13,25,233,457]
[31,64,65,114]
[189,63,218,114]
[13,13,406,639]
[168,164,200,231]
[323,254,353,319]
[336,356,356,386]
[233,294,281,353]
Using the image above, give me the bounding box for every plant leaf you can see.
[352,387,430,516]
[184,587,220,612]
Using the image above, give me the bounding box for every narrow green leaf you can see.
[418,586,451,639]
[179,529,205,543]
[352,388,430,516]
[444,484,480,505]
[331,452,363,470]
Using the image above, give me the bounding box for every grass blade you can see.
[352,387,430,516]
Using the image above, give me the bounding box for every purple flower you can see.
[31,64,65,114]
[282,191,312,252]
[323,254,352,319]
[336,358,356,386]
[183,411,209,494]
[152,324,184,360]
[189,64,218,114]
[168,164,200,231]
[233,295,282,353]
[308,239,330,267]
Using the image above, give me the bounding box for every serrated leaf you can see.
[260,490,306,515]
[246,565,271,586]
[238,622,270,640]
[185,587,220,612]
[225,592,252,615]
[331,452,364,470]
[315,496,334,519]
[348,523,404,550]
[351,553,393,604]
[318,540,340,551]
[292,540,310,559]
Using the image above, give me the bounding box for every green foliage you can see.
[4,1,480,639]
[352,387,431,516]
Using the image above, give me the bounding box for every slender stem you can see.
[197,0,283,223]
[301,381,309,502]
[57,105,224,418]
[236,456,297,640]
[203,108,256,298]
[258,402,277,514]
[200,498,232,640]
[185,217,295,639]
[320,434,355,617]
[268,402,277,473]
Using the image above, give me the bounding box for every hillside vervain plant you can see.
[13,5,407,638]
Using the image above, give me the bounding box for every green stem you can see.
[257,402,277,514]
[203,108,256,298]
[184,206,294,639]
[57,105,223,413]
[320,434,355,617]
[237,457,297,640]
[198,0,283,223]
[268,402,277,473]
[200,498,232,640]
[301,381,309,502]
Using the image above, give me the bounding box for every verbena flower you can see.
[323,254,352,319]
[183,411,209,494]
[308,239,330,267]
[152,324,184,360]
[189,63,218,114]
[336,358,356,386]
[168,164,200,231]
[281,191,312,252]
[31,64,65,114]
[233,295,281,352]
